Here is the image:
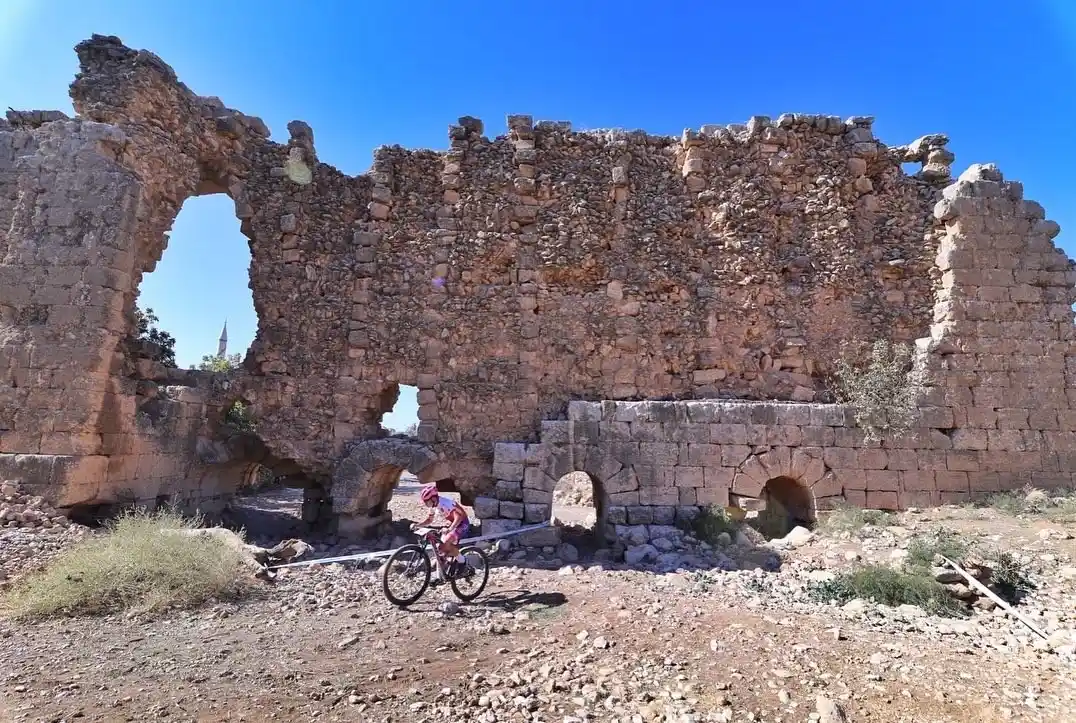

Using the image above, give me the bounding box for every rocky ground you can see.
[2,481,1075,722]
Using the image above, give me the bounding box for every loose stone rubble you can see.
[1,482,1075,721]
[1,34,1074,544]
[0,481,88,587]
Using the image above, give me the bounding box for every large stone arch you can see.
[331,438,446,537]
[731,446,838,534]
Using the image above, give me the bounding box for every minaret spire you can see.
[217,320,228,357]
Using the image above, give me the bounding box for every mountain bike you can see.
[380,525,490,607]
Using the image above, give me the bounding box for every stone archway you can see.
[331,438,444,538]
[730,446,831,536]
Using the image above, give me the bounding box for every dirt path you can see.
[2,489,1075,721]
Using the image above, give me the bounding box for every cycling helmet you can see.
[419,484,439,504]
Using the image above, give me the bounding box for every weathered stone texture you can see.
[0,36,1072,533]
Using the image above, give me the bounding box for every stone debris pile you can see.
[1,481,73,530]
[0,481,89,587]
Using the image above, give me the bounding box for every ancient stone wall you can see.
[0,35,1071,535]
[475,164,1076,544]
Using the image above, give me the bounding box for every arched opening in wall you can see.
[135,194,257,373]
[361,468,474,546]
[753,476,816,540]
[213,396,315,544]
[551,472,604,553]
[379,384,420,438]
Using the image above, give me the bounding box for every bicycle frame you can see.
[413,526,451,574]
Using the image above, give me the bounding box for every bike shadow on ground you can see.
[392,588,568,616]
[473,588,568,612]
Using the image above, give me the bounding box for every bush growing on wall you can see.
[133,305,177,368]
[833,339,924,442]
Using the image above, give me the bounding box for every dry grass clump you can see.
[818,503,895,534]
[3,508,251,620]
[809,564,966,618]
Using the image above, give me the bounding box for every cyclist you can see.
[413,484,471,582]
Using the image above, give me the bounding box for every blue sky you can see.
[2,0,1074,433]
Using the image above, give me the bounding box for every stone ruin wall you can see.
[477,163,1076,546]
[0,35,1073,536]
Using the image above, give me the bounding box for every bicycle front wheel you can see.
[382,544,432,607]
[450,545,490,602]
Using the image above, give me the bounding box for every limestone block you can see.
[639,442,679,466]
[523,466,556,492]
[811,471,842,499]
[499,501,524,520]
[758,446,791,478]
[704,467,733,488]
[604,466,638,494]
[473,496,500,519]
[730,472,763,498]
[678,487,697,505]
[492,462,524,482]
[481,518,522,538]
[800,426,835,446]
[648,507,674,525]
[674,467,703,488]
[494,442,526,465]
[567,401,602,422]
[696,486,729,507]
[494,479,522,502]
[857,449,888,470]
[865,470,899,492]
[833,468,866,491]
[766,425,802,446]
[809,405,852,427]
[791,448,826,485]
[935,470,970,492]
[886,449,919,471]
[709,423,747,445]
[638,487,678,506]
[946,451,980,471]
[583,446,623,481]
[598,421,631,440]
[679,443,721,467]
[631,422,663,442]
[822,447,858,468]
[865,490,899,510]
[523,503,550,523]
[518,526,561,547]
[626,506,653,525]
[606,506,628,525]
[720,445,751,468]
[664,423,710,443]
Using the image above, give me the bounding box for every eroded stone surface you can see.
[0,36,1073,535]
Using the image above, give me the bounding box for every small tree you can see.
[133,305,177,368]
[195,353,242,373]
[223,400,256,434]
[833,339,924,442]
[404,422,419,437]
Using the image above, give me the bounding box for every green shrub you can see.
[832,339,924,442]
[2,509,251,620]
[985,549,1035,601]
[809,564,966,618]
[905,528,970,571]
[687,505,740,544]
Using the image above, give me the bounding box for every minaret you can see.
[217,321,228,357]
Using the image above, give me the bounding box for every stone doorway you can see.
[756,475,816,539]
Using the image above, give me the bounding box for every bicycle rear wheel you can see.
[449,545,490,602]
[382,544,432,607]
